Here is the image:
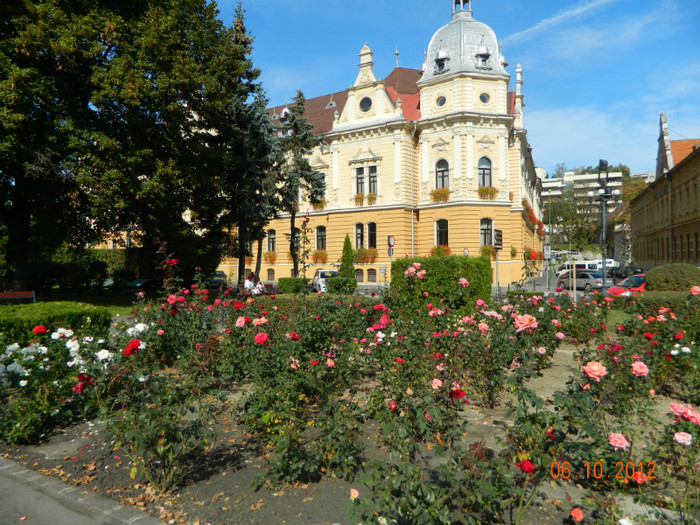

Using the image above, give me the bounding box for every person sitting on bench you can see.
[244,273,265,295]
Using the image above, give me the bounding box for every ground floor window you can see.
[267,269,275,281]
[367,269,377,282]
[355,269,364,282]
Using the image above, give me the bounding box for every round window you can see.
[359,97,372,112]
[436,96,446,107]
[479,93,490,104]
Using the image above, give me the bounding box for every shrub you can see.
[646,263,700,291]
[327,235,358,295]
[0,302,112,345]
[389,255,491,314]
[277,278,310,294]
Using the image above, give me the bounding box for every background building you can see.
[630,113,700,268]
[221,0,544,285]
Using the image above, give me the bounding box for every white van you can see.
[556,261,599,277]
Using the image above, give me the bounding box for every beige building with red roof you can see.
[223,0,544,285]
[631,113,700,267]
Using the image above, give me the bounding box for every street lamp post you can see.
[587,160,621,293]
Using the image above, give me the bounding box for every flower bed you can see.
[1,259,698,524]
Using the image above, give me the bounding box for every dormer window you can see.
[476,37,492,69]
[435,49,450,74]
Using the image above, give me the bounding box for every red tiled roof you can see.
[670,139,700,165]
[384,67,422,95]
[267,67,424,136]
[267,90,348,137]
[507,92,515,116]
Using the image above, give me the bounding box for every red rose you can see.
[516,460,535,475]
[33,325,47,335]
[123,339,141,356]
[546,427,556,440]
[395,357,404,364]
[389,400,397,411]
[449,389,468,404]
[309,358,320,366]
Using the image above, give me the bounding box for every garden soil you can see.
[0,343,684,525]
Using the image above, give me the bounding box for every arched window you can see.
[355,269,364,282]
[367,269,377,282]
[267,230,276,252]
[436,219,449,246]
[368,223,377,248]
[480,218,493,246]
[478,157,492,187]
[436,160,449,189]
[267,269,275,281]
[316,226,326,250]
[355,224,364,249]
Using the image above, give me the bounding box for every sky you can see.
[215,0,700,176]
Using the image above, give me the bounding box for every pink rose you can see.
[157,329,164,336]
[555,331,565,340]
[431,378,443,390]
[350,488,359,501]
[416,270,426,279]
[254,332,269,345]
[673,432,694,446]
[537,346,547,355]
[582,361,608,382]
[513,314,538,333]
[458,278,469,287]
[326,358,335,368]
[690,286,700,296]
[167,294,177,305]
[608,432,630,451]
[631,361,649,377]
[235,316,247,328]
[478,322,490,333]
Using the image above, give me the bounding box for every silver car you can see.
[557,270,603,291]
[312,269,339,293]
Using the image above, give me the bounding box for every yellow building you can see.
[222,1,543,285]
[631,113,700,267]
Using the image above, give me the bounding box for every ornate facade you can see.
[221,0,543,285]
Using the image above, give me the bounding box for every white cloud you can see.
[503,0,623,46]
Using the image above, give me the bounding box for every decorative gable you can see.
[477,134,495,150]
[432,137,450,151]
[349,145,382,165]
[310,156,329,170]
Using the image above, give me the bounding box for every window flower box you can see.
[480,245,496,259]
[312,198,326,211]
[354,193,364,206]
[245,256,253,265]
[353,247,378,264]
[263,252,277,264]
[367,192,376,205]
[478,186,499,200]
[311,249,328,264]
[430,245,452,257]
[430,187,450,203]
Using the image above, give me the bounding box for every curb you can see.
[0,456,162,525]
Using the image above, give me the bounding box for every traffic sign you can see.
[387,236,396,247]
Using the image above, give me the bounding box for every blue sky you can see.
[216,0,700,176]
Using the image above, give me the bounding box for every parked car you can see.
[119,278,162,291]
[612,266,644,281]
[312,269,338,293]
[557,270,604,291]
[208,270,229,288]
[607,274,646,297]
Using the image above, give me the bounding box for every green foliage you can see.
[646,263,700,291]
[0,302,111,345]
[389,256,491,314]
[327,235,357,294]
[277,277,310,294]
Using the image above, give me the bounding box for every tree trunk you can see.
[254,228,263,280]
[5,173,31,291]
[289,211,298,277]
[237,225,247,286]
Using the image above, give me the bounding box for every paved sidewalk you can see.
[0,457,162,525]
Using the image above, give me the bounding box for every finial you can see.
[395,46,399,68]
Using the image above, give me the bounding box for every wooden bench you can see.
[0,291,36,304]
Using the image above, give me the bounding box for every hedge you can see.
[0,302,112,345]
[277,278,310,294]
[389,255,492,314]
[646,263,700,292]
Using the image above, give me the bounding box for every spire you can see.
[395,46,399,68]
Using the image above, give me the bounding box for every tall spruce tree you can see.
[1,1,272,289]
[276,91,324,277]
